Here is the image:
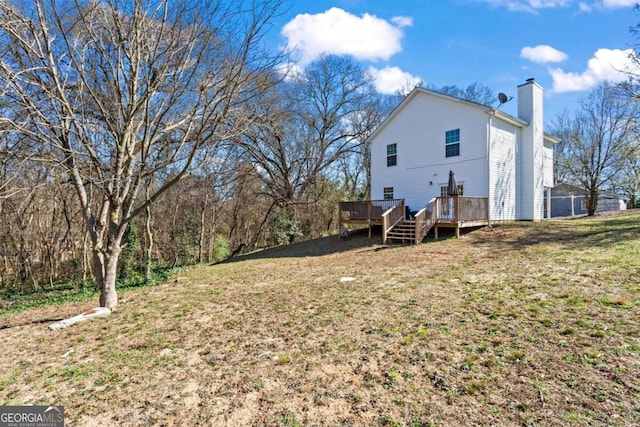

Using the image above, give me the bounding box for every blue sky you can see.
[265,0,638,119]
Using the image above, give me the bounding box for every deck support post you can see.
[434,199,439,239]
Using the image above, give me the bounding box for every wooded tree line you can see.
[1,0,639,308]
[0,0,399,307]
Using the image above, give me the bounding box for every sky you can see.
[264,0,638,120]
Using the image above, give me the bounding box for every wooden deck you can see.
[339,197,489,243]
[339,199,405,238]
[433,196,490,239]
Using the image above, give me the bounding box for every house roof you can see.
[544,133,562,144]
[367,86,561,144]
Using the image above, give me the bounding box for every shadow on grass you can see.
[223,214,639,264]
[478,214,640,251]
[222,228,386,263]
[0,317,65,330]
[224,224,494,263]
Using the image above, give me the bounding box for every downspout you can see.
[547,186,551,220]
[487,110,494,227]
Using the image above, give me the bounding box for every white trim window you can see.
[445,129,460,157]
[440,184,464,197]
[386,143,397,167]
[383,187,394,200]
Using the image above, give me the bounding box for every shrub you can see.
[211,236,231,263]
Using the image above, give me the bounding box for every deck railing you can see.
[381,201,406,244]
[436,196,488,222]
[339,199,404,222]
[414,198,437,243]
[340,197,488,242]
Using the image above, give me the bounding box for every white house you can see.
[369,78,561,222]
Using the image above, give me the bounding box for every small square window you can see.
[383,187,394,200]
[445,129,460,144]
[445,143,460,157]
[387,143,397,167]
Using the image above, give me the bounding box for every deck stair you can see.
[386,220,419,243]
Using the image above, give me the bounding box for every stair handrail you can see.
[413,198,437,244]
[381,201,405,244]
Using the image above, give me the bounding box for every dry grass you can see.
[1,214,639,426]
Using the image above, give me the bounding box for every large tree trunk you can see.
[144,204,153,283]
[198,201,206,264]
[587,187,598,216]
[100,253,119,309]
[93,240,122,310]
[207,207,217,262]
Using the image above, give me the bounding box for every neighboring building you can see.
[369,78,561,222]
[550,183,627,217]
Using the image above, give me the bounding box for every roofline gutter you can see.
[487,109,562,144]
[486,108,528,127]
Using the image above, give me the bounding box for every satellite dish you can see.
[497,92,512,109]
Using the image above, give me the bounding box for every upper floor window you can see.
[445,129,460,157]
[386,143,397,167]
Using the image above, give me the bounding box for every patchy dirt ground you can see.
[1,215,639,426]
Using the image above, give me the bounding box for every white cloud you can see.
[391,16,414,27]
[549,48,636,92]
[601,0,637,8]
[528,0,572,7]
[281,8,412,65]
[580,0,637,10]
[479,0,571,13]
[368,66,422,94]
[274,61,303,80]
[578,2,593,11]
[521,45,569,63]
[479,0,634,12]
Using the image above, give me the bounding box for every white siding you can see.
[370,91,489,211]
[517,80,545,220]
[489,119,518,221]
[369,81,554,223]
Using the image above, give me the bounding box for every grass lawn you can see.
[1,214,639,426]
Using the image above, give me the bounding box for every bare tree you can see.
[617,11,640,206]
[620,4,640,98]
[548,110,575,185]
[428,82,496,106]
[233,55,379,243]
[341,93,397,199]
[614,130,640,208]
[553,84,637,215]
[223,161,271,249]
[0,0,284,309]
